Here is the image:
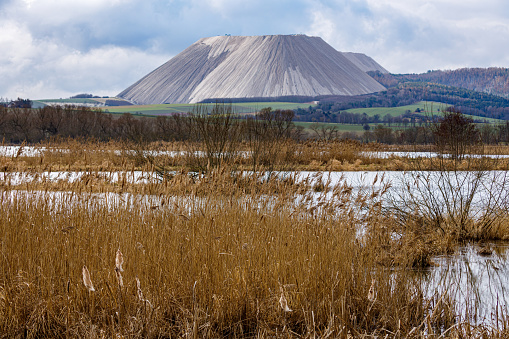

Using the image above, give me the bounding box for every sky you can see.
[1,0,509,100]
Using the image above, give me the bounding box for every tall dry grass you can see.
[2,140,509,337]
[0,166,482,338]
[0,138,446,173]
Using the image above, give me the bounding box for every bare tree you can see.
[390,108,508,240]
[433,108,480,162]
[243,108,298,173]
[0,105,9,138]
[35,106,64,138]
[9,107,35,141]
[310,123,340,141]
[185,103,243,171]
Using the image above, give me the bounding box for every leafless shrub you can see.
[433,107,480,162]
[390,108,509,240]
[243,108,298,173]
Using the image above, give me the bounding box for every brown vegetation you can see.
[1,163,508,338]
[1,105,509,337]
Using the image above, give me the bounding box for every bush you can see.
[390,109,509,241]
[433,108,480,161]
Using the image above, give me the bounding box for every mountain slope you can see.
[118,35,386,104]
[342,52,389,74]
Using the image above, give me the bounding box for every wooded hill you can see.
[369,68,509,98]
[295,68,509,123]
[300,82,509,122]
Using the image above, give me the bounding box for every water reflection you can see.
[420,243,509,326]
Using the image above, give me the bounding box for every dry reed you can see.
[1,140,509,337]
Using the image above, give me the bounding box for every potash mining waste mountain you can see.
[118,34,388,104]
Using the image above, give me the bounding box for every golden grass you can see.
[0,170,454,337]
[1,140,509,337]
[4,138,509,173]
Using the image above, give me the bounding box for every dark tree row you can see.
[0,105,121,142]
[359,111,509,145]
[4,101,509,149]
[0,104,299,145]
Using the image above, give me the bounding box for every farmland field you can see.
[295,121,370,134]
[345,101,448,117]
[105,102,315,115]
[344,100,504,123]
[295,121,418,135]
[36,98,103,104]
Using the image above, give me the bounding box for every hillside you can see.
[369,68,509,98]
[293,83,509,123]
[118,35,386,104]
[342,52,389,74]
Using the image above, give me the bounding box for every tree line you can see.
[308,106,509,146]
[0,104,298,145]
[369,67,509,98]
[3,101,509,148]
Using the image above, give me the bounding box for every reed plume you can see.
[367,278,376,302]
[82,265,95,292]
[136,277,144,301]
[279,287,292,312]
[136,277,153,308]
[115,268,124,288]
[115,248,124,272]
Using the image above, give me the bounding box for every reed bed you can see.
[4,139,509,174]
[2,140,509,337]
[0,139,449,173]
[0,168,508,338]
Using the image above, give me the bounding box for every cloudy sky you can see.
[1,0,508,100]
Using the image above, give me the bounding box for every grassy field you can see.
[345,101,504,123]
[345,101,448,117]
[295,121,417,137]
[295,121,369,135]
[36,98,103,104]
[34,99,503,125]
[105,102,314,115]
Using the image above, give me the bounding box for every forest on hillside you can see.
[369,68,509,98]
[298,83,509,122]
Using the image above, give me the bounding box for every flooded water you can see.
[422,242,509,325]
[0,145,247,158]
[0,170,159,185]
[363,151,509,159]
[2,168,509,324]
[2,170,507,210]
[3,145,509,160]
[0,145,47,157]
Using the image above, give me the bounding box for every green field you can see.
[36,98,102,104]
[345,101,503,123]
[296,121,364,131]
[105,102,314,115]
[295,122,384,135]
[345,101,448,117]
[34,98,504,124]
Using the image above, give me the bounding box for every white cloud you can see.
[2,0,509,98]
[304,0,509,73]
[308,10,337,43]
[0,22,35,74]
[0,18,170,99]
